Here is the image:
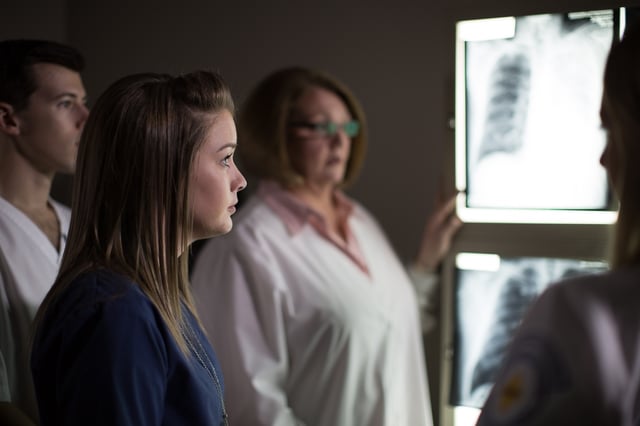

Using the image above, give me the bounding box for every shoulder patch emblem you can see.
[493,361,537,421]
[483,335,571,424]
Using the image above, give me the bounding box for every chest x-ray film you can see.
[455,10,620,224]
[450,252,608,409]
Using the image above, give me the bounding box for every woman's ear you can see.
[0,102,20,136]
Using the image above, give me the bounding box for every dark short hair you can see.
[0,39,85,111]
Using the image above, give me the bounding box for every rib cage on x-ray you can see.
[477,51,531,161]
[469,267,538,392]
[452,256,608,409]
[464,14,613,210]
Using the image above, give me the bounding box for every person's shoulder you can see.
[542,266,635,302]
[68,268,139,295]
[334,191,376,222]
[343,195,390,238]
[57,269,156,323]
[514,267,639,342]
[36,269,167,361]
[519,271,602,322]
[555,266,640,314]
[480,268,636,426]
[350,199,370,216]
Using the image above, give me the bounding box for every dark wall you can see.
[1,1,635,423]
[0,1,67,41]
[64,0,450,262]
[2,0,632,260]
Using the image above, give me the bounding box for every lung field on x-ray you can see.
[469,266,538,392]
[465,14,612,210]
[477,52,531,160]
[450,256,607,408]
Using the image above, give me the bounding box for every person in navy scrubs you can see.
[30,70,247,426]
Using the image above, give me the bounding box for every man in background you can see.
[0,39,88,425]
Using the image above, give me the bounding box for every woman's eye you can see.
[222,154,232,167]
[58,100,72,109]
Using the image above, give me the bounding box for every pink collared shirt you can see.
[258,180,370,276]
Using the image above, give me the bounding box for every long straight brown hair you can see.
[34,71,234,353]
[601,23,640,269]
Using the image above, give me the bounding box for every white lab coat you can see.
[0,196,70,419]
[192,192,433,426]
[477,266,640,426]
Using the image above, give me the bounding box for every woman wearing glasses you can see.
[192,67,460,426]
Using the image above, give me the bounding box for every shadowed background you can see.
[1,1,633,423]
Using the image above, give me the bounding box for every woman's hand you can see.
[414,193,462,272]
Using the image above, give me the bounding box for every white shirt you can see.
[0,196,70,419]
[477,266,640,426]
[191,187,433,426]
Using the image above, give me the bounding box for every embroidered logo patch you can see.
[493,361,537,421]
[483,334,571,424]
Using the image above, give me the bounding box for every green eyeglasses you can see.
[289,120,360,138]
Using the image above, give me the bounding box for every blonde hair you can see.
[34,71,234,353]
[238,66,367,188]
[602,23,640,268]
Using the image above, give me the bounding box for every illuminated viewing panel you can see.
[449,252,608,411]
[454,9,624,224]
